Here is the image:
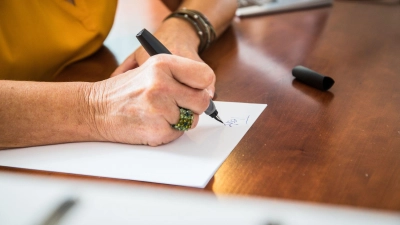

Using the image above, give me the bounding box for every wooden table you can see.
[2,0,400,212]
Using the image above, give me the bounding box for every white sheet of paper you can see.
[0,102,266,188]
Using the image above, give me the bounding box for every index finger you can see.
[144,54,215,90]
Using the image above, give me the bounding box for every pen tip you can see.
[215,115,224,125]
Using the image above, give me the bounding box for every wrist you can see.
[81,81,109,142]
[163,9,217,53]
[155,17,200,55]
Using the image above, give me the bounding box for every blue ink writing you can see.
[224,116,250,127]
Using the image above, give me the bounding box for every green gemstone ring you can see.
[171,108,194,131]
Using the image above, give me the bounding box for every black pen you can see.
[136,28,223,124]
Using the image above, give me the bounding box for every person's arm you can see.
[112,0,238,94]
[0,80,96,148]
[0,54,213,149]
[161,0,238,37]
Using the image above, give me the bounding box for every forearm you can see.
[115,1,236,75]
[162,0,237,37]
[173,0,238,37]
[150,0,237,60]
[0,80,99,148]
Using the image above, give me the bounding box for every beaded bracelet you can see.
[165,8,216,53]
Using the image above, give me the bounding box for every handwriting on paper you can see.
[224,116,250,127]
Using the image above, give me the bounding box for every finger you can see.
[162,105,181,127]
[175,87,210,115]
[205,78,216,98]
[145,54,215,90]
[166,107,200,131]
[111,54,139,77]
[158,78,210,115]
[146,128,183,146]
[191,114,200,129]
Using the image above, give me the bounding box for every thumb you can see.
[111,53,139,77]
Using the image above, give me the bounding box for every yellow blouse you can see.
[0,0,117,81]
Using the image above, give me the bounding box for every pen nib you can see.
[214,115,224,125]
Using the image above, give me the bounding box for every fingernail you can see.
[206,89,214,98]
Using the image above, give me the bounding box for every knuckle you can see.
[149,54,169,68]
[146,78,171,102]
[199,66,215,87]
[205,68,215,84]
[143,96,164,116]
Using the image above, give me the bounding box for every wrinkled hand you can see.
[111,19,216,97]
[88,54,214,146]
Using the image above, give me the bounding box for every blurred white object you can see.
[236,0,333,17]
[1,172,399,225]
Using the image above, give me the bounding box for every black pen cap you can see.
[292,65,335,91]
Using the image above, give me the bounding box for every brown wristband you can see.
[165,8,216,53]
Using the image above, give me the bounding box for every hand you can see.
[111,18,216,97]
[111,33,202,76]
[88,54,214,146]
